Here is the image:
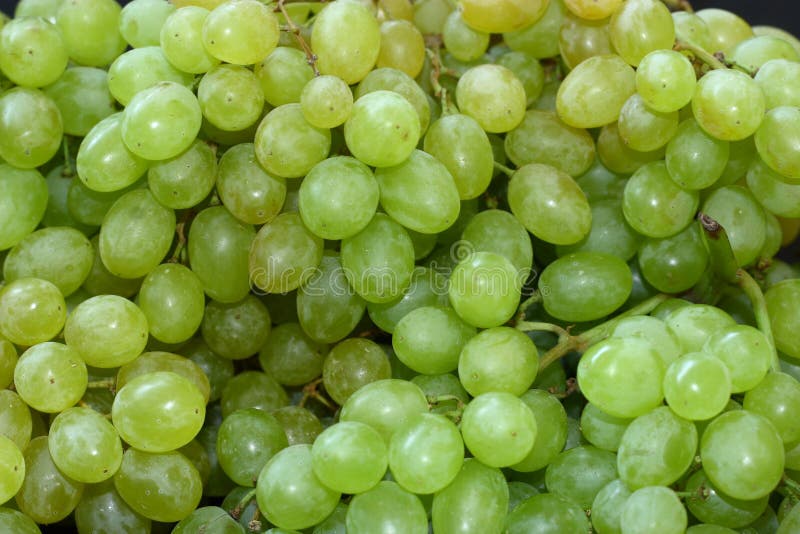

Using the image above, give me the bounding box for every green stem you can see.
[516,321,570,342]
[86,379,115,390]
[516,291,541,320]
[276,0,319,76]
[675,39,727,70]
[62,137,74,177]
[231,488,258,520]
[783,474,800,500]
[737,268,780,372]
[662,0,693,12]
[493,161,515,177]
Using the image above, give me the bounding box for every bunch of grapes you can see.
[2,0,800,532]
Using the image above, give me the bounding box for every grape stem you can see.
[86,379,116,391]
[674,39,727,70]
[428,395,466,424]
[493,161,516,177]
[248,507,262,532]
[661,0,693,12]
[516,321,571,344]
[61,137,74,178]
[782,474,800,500]
[275,0,320,76]
[230,488,258,520]
[299,377,337,411]
[424,38,459,114]
[737,268,780,372]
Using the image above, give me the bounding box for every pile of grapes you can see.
[3,0,800,531]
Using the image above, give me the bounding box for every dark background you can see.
[0,0,798,38]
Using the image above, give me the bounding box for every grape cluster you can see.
[2,0,800,532]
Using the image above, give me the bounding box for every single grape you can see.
[447,251,522,328]
[460,392,537,468]
[346,480,427,534]
[48,407,123,483]
[456,64,526,133]
[620,486,687,534]
[201,0,279,66]
[311,0,380,84]
[311,421,387,494]
[217,408,289,487]
[14,342,87,413]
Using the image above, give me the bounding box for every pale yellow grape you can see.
[198,64,264,131]
[564,0,621,20]
[344,90,420,167]
[608,0,675,67]
[55,0,127,67]
[255,47,314,107]
[201,0,279,66]
[160,6,220,74]
[14,342,87,413]
[0,16,68,88]
[377,20,425,79]
[0,435,25,505]
[254,103,331,179]
[312,0,381,84]
[558,12,614,70]
[0,87,63,169]
[107,46,194,107]
[0,278,66,346]
[119,0,176,48]
[456,64,526,133]
[460,0,548,34]
[692,68,765,141]
[504,0,565,60]
[300,75,354,129]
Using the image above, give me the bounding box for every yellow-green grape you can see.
[556,54,636,129]
[117,351,211,403]
[67,172,146,227]
[201,0,279,65]
[43,66,116,137]
[376,20,425,79]
[558,12,614,70]
[692,68,765,141]
[496,51,545,107]
[0,16,68,88]
[0,87,62,169]
[636,50,697,113]
[767,280,800,359]
[201,296,273,361]
[755,59,800,110]
[695,8,754,52]
[121,81,202,161]
[254,103,331,178]
[460,392,537,468]
[346,480,427,534]
[665,118,730,190]
[198,63,264,131]
[448,251,522,329]
[456,64,526,133]
[344,90,420,167]
[147,139,217,209]
[258,322,327,387]
[0,165,48,251]
[729,35,800,74]
[458,326,537,397]
[99,189,176,278]
[378,0,413,20]
[249,211,323,294]
[355,67,431,134]
[14,342,87,413]
[41,166,97,234]
[311,0,380,84]
[310,421,387,494]
[701,185,766,266]
[0,435,25,505]
[596,122,666,175]
[74,479,152,534]
[673,11,713,50]
[160,6,220,74]
[460,208,534,276]
[15,0,60,21]
[76,113,149,193]
[375,150,461,234]
[0,340,19,389]
[460,0,548,34]
[255,47,314,108]
[339,378,429,443]
[508,163,592,245]
[119,0,175,48]
[216,142,286,225]
[620,486,687,534]
[392,305,476,375]
[618,93,679,152]
[413,0,453,35]
[81,235,144,298]
[137,263,205,344]
[55,0,126,67]
[564,0,621,20]
[300,74,354,129]
[504,0,565,59]
[755,106,800,181]
[48,407,123,483]
[107,46,194,106]
[272,405,324,446]
[608,0,674,67]
[0,278,66,346]
[747,157,800,217]
[442,11,489,62]
[64,294,149,368]
[217,408,289,487]
[663,352,732,421]
[638,223,709,294]
[322,337,391,404]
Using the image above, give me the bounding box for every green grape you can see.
[99,189,176,278]
[695,8,753,51]
[216,142,286,225]
[322,337,391,405]
[254,103,331,178]
[393,306,475,375]
[442,10,489,62]
[75,478,152,533]
[748,157,800,217]
[692,69,765,141]
[617,93,679,152]
[578,337,665,418]
[0,435,24,505]
[0,508,40,534]
[459,208,533,277]
[666,118,730,189]
[638,222,709,293]
[343,90,420,168]
[597,122,666,175]
[456,64,526,133]
[0,278,66,346]
[3,227,93,297]
[298,156,379,240]
[272,405,323,446]
[76,113,148,193]
[673,11,713,50]
[557,199,641,262]
[460,392,537,468]
[173,506,243,534]
[0,87,62,169]
[256,47,314,108]
[558,12,614,70]
[620,486,687,534]
[220,371,289,417]
[107,46,194,107]
[411,373,468,417]
[431,458,509,534]
[15,436,84,524]
[0,165,48,251]
[424,113,493,200]
[609,0,674,66]
[702,185,766,266]
[310,420,387,494]
[119,0,174,48]
[730,35,799,73]
[665,303,737,353]
[760,210,783,261]
[198,64,264,131]
[496,51,545,107]
[539,251,632,322]
[55,0,126,66]
[755,106,800,181]
[137,263,205,344]
[754,59,800,110]
[195,402,235,498]
[48,407,122,483]
[743,372,800,445]
[636,49,696,113]
[684,469,768,529]
[201,0,279,65]
[15,0,60,20]
[148,140,216,209]
[704,325,772,394]
[258,322,327,387]
[67,175,146,228]
[300,74,353,129]
[346,480,427,534]
[82,235,142,297]
[622,160,699,238]
[41,166,96,234]
[160,5,220,74]
[311,0,380,84]
[375,149,461,234]
[779,502,800,534]
[701,410,784,500]
[610,316,682,368]
[356,67,431,132]
[116,351,211,403]
[0,390,31,450]
[297,252,367,344]
[0,16,68,88]
[580,403,632,453]
[183,338,233,403]
[503,0,565,59]
[508,389,567,472]
[556,54,636,129]
[367,267,448,334]
[376,19,426,78]
[256,444,340,531]
[544,445,618,508]
[448,251,522,328]
[201,296,272,360]
[217,408,288,487]
[113,448,202,523]
[339,379,429,443]
[458,327,537,396]
[121,81,202,161]
[459,0,547,34]
[506,110,595,178]
[340,213,415,304]
[591,478,632,534]
[767,280,800,359]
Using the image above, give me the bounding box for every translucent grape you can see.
[743,372,800,445]
[48,407,123,483]
[448,251,522,328]
[119,0,175,48]
[272,405,323,446]
[216,142,286,225]
[256,46,314,108]
[300,74,354,129]
[747,157,800,217]
[0,165,48,251]
[220,370,288,416]
[591,478,633,534]
[558,12,614,70]
[198,63,264,131]
[74,479,152,534]
[201,0,279,66]
[618,93,679,152]
[692,69,765,141]
[257,322,326,386]
[322,338,391,405]
[636,49,697,113]
[503,0,565,59]
[701,185,766,266]
[0,278,66,346]
[620,486,687,534]
[116,351,211,403]
[597,122,665,175]
[766,279,800,359]
[460,392,537,468]
[339,379,429,443]
[664,303,737,353]
[393,306,475,375]
[608,0,675,66]
[638,222,709,294]
[0,389,31,450]
[459,0,548,34]
[442,11,489,62]
[684,468,768,529]
[311,421,387,494]
[311,0,380,84]
[107,46,194,106]
[458,327,537,397]
[0,16,68,87]
[367,267,448,334]
[160,6,220,74]
[754,59,800,110]
[76,113,148,193]
[755,105,800,181]
[217,408,288,487]
[0,435,24,505]
[55,0,126,67]
[346,480,427,534]
[172,506,243,534]
[376,19,426,78]
[200,296,272,360]
[0,87,63,169]
[254,103,331,178]
[456,64,526,133]
[545,445,618,508]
